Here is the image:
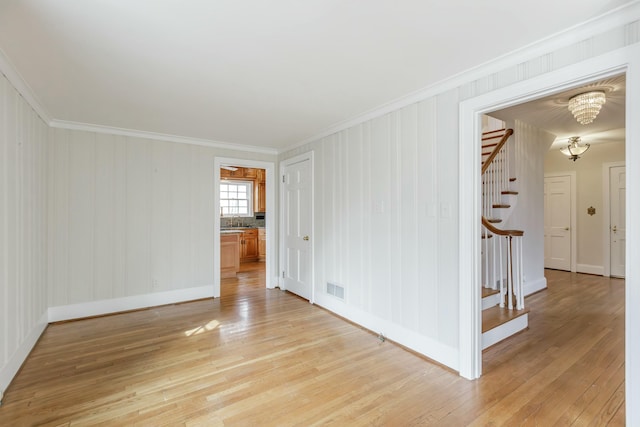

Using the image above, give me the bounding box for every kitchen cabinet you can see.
[255,181,266,212]
[239,228,259,262]
[220,233,240,278]
[221,167,256,179]
[258,228,266,261]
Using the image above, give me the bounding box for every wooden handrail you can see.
[481,128,522,238]
[481,217,523,237]
[481,128,513,175]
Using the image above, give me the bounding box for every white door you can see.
[610,166,626,278]
[544,175,571,271]
[282,157,313,300]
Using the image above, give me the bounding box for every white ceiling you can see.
[0,0,631,151]
[490,74,626,149]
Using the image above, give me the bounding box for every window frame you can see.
[220,179,254,217]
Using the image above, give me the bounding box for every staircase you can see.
[481,128,529,349]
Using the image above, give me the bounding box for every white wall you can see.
[279,7,640,372]
[505,120,556,294]
[0,74,49,399]
[48,128,277,320]
[545,140,625,272]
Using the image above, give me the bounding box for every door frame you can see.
[213,157,277,298]
[279,151,315,303]
[544,172,577,272]
[602,161,626,277]
[459,44,638,394]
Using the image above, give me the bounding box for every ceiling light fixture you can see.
[560,136,590,161]
[568,91,606,125]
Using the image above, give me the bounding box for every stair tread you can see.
[502,190,518,195]
[482,306,530,333]
[487,218,502,223]
[509,177,517,182]
[482,287,499,298]
[492,204,511,208]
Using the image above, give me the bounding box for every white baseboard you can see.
[312,294,458,372]
[48,285,214,323]
[0,311,48,402]
[577,264,604,276]
[524,277,547,296]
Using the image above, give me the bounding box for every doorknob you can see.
[303,236,309,241]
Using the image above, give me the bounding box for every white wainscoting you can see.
[0,74,50,399]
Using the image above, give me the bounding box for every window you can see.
[220,180,253,217]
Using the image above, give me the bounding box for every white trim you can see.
[48,286,214,323]
[461,44,639,426]
[0,312,48,401]
[213,158,277,297]
[284,1,640,153]
[0,48,51,124]
[51,119,278,155]
[523,277,547,296]
[602,161,626,277]
[544,172,577,272]
[625,44,640,426]
[279,151,315,303]
[460,48,633,381]
[315,295,458,370]
[576,264,605,276]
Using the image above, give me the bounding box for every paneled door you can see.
[281,156,313,300]
[610,166,626,278]
[544,175,572,271]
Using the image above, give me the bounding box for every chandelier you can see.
[568,91,606,125]
[560,136,590,161]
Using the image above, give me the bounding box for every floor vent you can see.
[326,282,345,300]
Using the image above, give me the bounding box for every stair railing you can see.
[481,129,524,310]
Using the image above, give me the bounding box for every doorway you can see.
[212,157,277,298]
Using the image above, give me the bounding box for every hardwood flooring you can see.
[0,266,624,425]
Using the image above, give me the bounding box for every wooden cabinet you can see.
[221,167,256,179]
[258,228,266,261]
[255,181,266,212]
[220,233,240,278]
[239,228,259,262]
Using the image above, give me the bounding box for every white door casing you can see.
[610,166,626,278]
[280,153,314,301]
[544,175,572,271]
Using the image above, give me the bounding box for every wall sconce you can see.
[560,136,590,161]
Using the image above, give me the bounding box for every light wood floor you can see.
[0,265,624,425]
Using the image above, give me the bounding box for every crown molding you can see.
[283,0,640,153]
[50,119,279,155]
[0,47,52,124]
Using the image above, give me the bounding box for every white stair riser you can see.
[482,313,528,350]
[482,292,501,310]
